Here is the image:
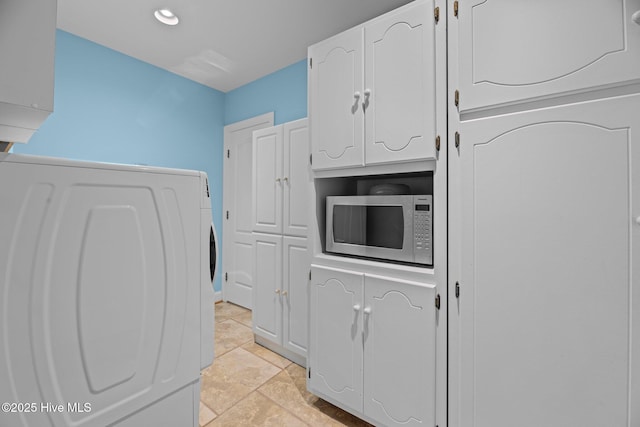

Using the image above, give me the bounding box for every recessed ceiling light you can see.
[154,8,179,26]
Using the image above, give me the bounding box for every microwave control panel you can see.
[414,195,433,265]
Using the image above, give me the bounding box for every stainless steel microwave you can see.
[326,195,432,266]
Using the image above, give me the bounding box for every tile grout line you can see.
[207,307,298,424]
[204,387,311,427]
[255,384,313,427]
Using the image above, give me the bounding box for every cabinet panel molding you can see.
[365,1,436,165]
[452,94,640,427]
[309,29,365,170]
[456,0,640,112]
[309,265,364,413]
[363,275,437,427]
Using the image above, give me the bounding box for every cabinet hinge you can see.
[309,154,313,165]
[434,6,440,23]
[435,294,441,310]
[455,282,460,298]
[226,210,229,220]
[225,272,228,282]
[309,270,312,280]
[454,0,459,17]
[308,368,311,379]
[455,132,460,148]
[435,135,441,152]
[227,149,230,158]
[454,90,460,107]
[205,178,210,198]
[309,57,312,69]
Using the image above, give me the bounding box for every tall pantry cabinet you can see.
[252,119,311,366]
[307,0,449,426]
[448,2,640,427]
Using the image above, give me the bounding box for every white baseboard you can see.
[214,291,223,302]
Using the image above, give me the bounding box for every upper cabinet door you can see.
[309,28,365,170]
[456,0,640,112]
[364,1,436,165]
[253,125,283,234]
[283,119,310,237]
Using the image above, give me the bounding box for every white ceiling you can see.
[57,0,414,93]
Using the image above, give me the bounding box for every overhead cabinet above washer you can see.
[0,0,56,143]
[308,0,438,171]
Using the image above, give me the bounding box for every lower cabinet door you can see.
[253,233,283,343]
[309,265,364,414]
[282,236,310,356]
[363,274,437,427]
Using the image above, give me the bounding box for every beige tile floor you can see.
[198,302,373,427]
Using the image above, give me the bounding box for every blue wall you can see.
[224,59,307,125]
[12,30,226,293]
[11,31,309,294]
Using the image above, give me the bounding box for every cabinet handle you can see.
[363,88,372,110]
[353,304,361,312]
[283,177,289,184]
[633,10,640,25]
[353,91,361,99]
[282,290,288,296]
[275,289,281,294]
[275,178,281,184]
[363,306,372,315]
[635,215,640,225]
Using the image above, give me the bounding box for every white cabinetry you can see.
[252,119,311,364]
[308,29,363,170]
[253,234,310,364]
[309,265,438,427]
[308,0,436,171]
[0,0,56,143]
[451,93,640,427]
[253,119,309,237]
[454,0,640,113]
[449,1,640,426]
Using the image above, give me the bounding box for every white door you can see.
[252,233,283,344]
[283,118,310,237]
[282,236,310,357]
[309,265,364,414]
[454,94,640,427]
[363,274,437,427]
[455,0,640,112]
[364,1,436,165]
[309,27,364,170]
[222,113,273,308]
[253,125,283,235]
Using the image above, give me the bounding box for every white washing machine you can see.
[0,154,216,426]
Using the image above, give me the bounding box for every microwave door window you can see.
[333,205,366,245]
[367,206,403,249]
[332,205,404,250]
